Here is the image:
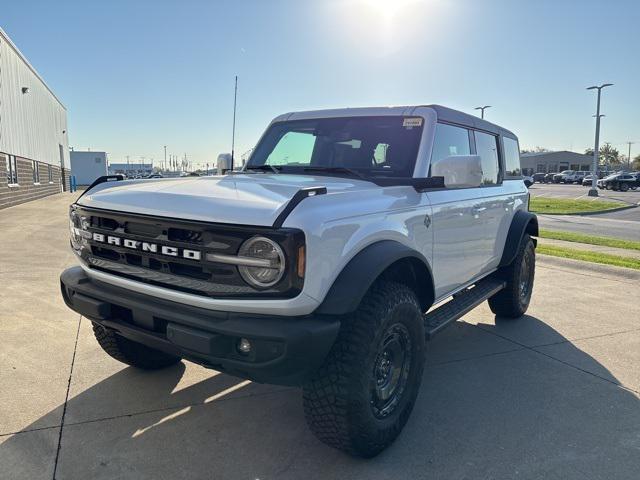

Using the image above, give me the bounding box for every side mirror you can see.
[431,155,483,188]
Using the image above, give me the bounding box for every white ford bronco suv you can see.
[61,105,537,457]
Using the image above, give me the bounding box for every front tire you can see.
[303,281,426,458]
[489,234,535,318]
[92,323,181,370]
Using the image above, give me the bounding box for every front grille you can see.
[74,206,304,299]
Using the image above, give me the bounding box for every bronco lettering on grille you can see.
[92,233,201,261]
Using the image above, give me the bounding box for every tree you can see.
[521,146,551,154]
[600,143,621,165]
[633,154,640,170]
[584,143,620,165]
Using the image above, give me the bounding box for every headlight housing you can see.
[237,236,285,288]
[69,207,90,251]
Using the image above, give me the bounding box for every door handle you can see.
[472,206,487,215]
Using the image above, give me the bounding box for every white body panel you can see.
[75,105,529,316]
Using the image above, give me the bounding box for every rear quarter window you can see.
[503,137,521,178]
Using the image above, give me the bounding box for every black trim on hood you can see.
[272,186,327,228]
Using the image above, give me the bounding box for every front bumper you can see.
[60,266,340,386]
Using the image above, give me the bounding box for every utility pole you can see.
[164,145,167,171]
[586,83,613,197]
[231,75,238,170]
[474,105,491,119]
[627,142,634,170]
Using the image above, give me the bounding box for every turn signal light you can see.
[297,245,306,278]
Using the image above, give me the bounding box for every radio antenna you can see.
[231,75,238,171]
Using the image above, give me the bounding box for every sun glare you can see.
[361,0,424,20]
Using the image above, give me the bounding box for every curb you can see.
[534,203,638,216]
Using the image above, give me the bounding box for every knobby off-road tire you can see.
[488,233,535,318]
[303,281,426,458]
[92,323,181,369]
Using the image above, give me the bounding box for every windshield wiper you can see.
[302,166,371,183]
[243,164,281,174]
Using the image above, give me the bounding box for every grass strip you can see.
[537,244,640,270]
[539,229,640,252]
[529,197,625,214]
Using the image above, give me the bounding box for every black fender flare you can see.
[499,210,539,267]
[315,240,435,315]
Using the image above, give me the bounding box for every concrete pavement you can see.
[1,193,639,480]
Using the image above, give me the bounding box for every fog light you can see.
[237,338,252,355]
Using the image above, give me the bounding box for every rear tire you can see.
[489,234,535,319]
[621,183,629,192]
[92,323,181,370]
[303,281,426,458]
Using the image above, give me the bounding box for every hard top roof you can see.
[276,104,517,140]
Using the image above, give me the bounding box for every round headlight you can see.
[238,236,285,288]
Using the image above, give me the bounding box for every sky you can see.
[2,0,639,167]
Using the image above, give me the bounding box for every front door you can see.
[426,122,488,300]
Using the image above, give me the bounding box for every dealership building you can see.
[0,27,70,209]
[520,151,593,176]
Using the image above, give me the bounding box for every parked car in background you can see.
[532,173,546,183]
[574,171,587,184]
[544,172,558,183]
[582,174,596,186]
[554,170,579,183]
[597,173,638,191]
[523,175,534,187]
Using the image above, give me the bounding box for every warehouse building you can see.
[0,27,70,209]
[520,151,592,176]
[70,150,108,185]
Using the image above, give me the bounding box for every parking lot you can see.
[529,182,640,206]
[529,183,640,241]
[2,193,640,480]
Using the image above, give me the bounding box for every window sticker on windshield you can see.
[403,117,423,128]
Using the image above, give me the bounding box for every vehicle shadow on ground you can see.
[2,316,639,480]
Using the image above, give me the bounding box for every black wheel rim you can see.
[370,323,412,419]
[519,247,534,302]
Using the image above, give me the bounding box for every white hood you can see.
[76,174,378,226]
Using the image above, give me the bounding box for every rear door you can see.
[471,130,509,273]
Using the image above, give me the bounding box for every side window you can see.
[6,154,18,185]
[503,137,521,178]
[474,131,500,185]
[32,160,40,184]
[429,123,471,176]
[266,131,315,166]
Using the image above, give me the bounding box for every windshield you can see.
[560,170,573,174]
[246,116,424,178]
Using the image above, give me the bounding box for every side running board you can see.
[424,277,506,339]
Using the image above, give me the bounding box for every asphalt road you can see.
[2,193,640,480]
[529,183,640,240]
[528,182,640,205]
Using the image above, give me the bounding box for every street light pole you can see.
[627,142,634,171]
[586,83,613,197]
[474,105,491,119]
[164,145,167,171]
